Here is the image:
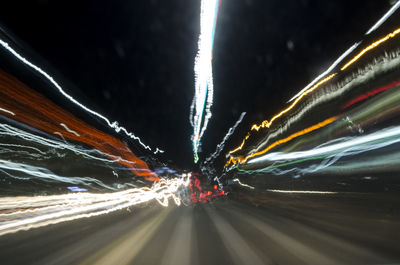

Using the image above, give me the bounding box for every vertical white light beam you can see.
[190,0,219,163]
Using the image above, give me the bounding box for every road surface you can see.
[1,192,399,265]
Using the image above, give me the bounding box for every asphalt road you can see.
[1,192,400,265]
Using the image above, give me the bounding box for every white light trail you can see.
[366,1,400,35]
[0,159,124,190]
[0,39,164,154]
[233,178,254,190]
[0,123,136,166]
[248,126,400,164]
[60,123,80,137]
[0,107,15,116]
[0,175,190,236]
[190,0,219,163]
[266,189,338,194]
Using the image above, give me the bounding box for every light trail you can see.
[0,38,163,155]
[341,78,400,109]
[248,50,400,158]
[0,159,122,190]
[366,1,400,35]
[0,174,190,236]
[246,125,400,166]
[266,189,338,194]
[228,133,250,154]
[233,178,254,190]
[60,123,80,137]
[0,69,158,180]
[190,0,220,163]
[0,123,130,166]
[0,107,15,116]
[341,27,400,70]
[233,82,400,176]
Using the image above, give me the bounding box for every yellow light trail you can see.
[341,27,400,70]
[228,133,250,154]
[226,116,338,166]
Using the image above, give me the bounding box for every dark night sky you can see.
[0,0,392,170]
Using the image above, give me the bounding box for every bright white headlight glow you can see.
[190,0,219,163]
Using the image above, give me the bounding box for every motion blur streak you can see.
[0,175,189,236]
[341,78,400,109]
[266,189,338,194]
[190,0,219,163]
[0,69,158,180]
[0,123,138,171]
[0,107,15,116]
[341,27,400,70]
[0,39,163,154]
[248,126,400,164]
[233,178,254,190]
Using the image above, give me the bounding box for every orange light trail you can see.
[0,69,159,181]
[226,116,338,167]
[341,27,400,70]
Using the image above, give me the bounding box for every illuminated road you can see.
[1,192,399,265]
